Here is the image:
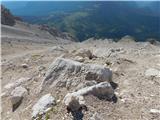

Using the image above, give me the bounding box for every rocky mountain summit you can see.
[1,5,16,26]
[1,5,160,120]
[2,33,160,120]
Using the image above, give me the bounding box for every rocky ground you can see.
[1,21,160,120]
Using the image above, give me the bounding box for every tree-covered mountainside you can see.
[2,1,160,41]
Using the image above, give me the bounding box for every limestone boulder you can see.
[41,58,82,89]
[63,82,114,112]
[32,94,56,118]
[74,82,114,99]
[75,49,93,59]
[10,86,28,111]
[41,58,112,90]
[63,94,85,112]
[84,64,112,82]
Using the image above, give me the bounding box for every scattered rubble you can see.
[2,23,160,119]
[4,77,31,90]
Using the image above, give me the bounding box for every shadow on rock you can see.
[110,81,118,89]
[110,81,118,103]
[94,81,118,103]
[111,94,118,103]
[71,110,84,120]
[95,93,118,103]
[68,106,88,120]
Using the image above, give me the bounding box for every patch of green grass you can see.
[31,54,42,60]
[45,112,50,120]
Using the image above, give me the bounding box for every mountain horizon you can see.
[2,1,160,41]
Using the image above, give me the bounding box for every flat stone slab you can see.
[145,68,160,77]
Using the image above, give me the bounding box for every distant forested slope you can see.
[2,1,160,41]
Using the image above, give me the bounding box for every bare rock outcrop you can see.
[41,58,82,89]
[41,58,112,90]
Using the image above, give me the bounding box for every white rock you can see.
[41,58,112,90]
[41,58,82,88]
[63,82,114,111]
[57,99,61,103]
[1,92,6,97]
[85,64,112,82]
[21,64,28,68]
[63,94,85,112]
[120,99,126,103]
[4,83,15,89]
[93,48,108,57]
[32,94,55,118]
[75,48,93,59]
[157,63,160,67]
[150,109,160,114]
[10,86,28,111]
[93,47,124,58]
[49,46,65,52]
[90,82,114,99]
[145,68,160,77]
[4,77,31,90]
[45,58,82,79]
[74,56,85,62]
[11,86,27,97]
[74,82,114,99]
